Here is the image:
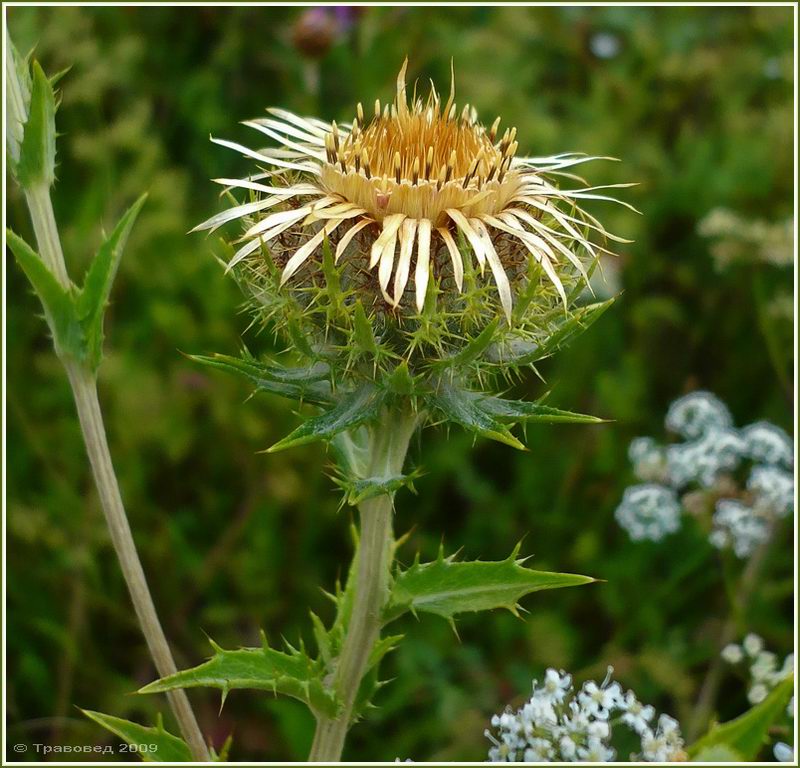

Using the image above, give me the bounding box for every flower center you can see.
[319,62,525,227]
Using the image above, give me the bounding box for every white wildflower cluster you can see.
[721,633,794,706]
[486,667,685,762]
[615,392,794,555]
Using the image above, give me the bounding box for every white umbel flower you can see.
[487,666,684,762]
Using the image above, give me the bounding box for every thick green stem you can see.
[7,39,209,758]
[309,409,418,762]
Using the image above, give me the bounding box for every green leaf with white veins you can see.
[138,635,339,719]
[429,384,602,450]
[81,710,193,762]
[384,545,595,623]
[267,384,384,452]
[190,351,333,406]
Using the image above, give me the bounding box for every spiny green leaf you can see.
[189,352,333,406]
[430,385,602,449]
[481,396,604,425]
[384,545,595,623]
[688,675,793,761]
[267,385,384,453]
[429,384,525,449]
[77,194,147,370]
[505,299,615,367]
[435,318,500,369]
[367,633,404,669]
[320,236,341,296]
[81,710,193,762]
[17,60,57,188]
[211,734,233,762]
[138,639,339,719]
[352,300,378,355]
[383,360,417,396]
[332,468,421,507]
[286,317,317,359]
[7,228,83,359]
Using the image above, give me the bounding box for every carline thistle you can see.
[196,60,632,356]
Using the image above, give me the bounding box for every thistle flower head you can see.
[198,60,630,330]
[194,61,628,446]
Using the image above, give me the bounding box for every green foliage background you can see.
[6,5,794,762]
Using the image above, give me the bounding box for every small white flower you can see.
[748,683,768,704]
[541,668,572,704]
[577,736,615,762]
[750,651,778,682]
[665,391,733,439]
[667,428,745,488]
[578,679,623,719]
[587,719,610,740]
[774,742,794,763]
[620,690,655,734]
[640,716,685,762]
[629,437,668,482]
[709,528,729,549]
[615,484,682,542]
[712,500,769,558]
[558,735,577,760]
[743,633,764,657]
[657,714,681,741]
[590,31,621,60]
[721,643,744,664]
[748,465,794,518]
[741,421,793,467]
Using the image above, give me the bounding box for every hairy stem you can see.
[7,42,209,753]
[309,409,418,762]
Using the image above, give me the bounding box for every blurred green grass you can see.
[6,5,793,762]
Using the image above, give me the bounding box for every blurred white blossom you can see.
[665,391,733,439]
[711,499,769,558]
[748,465,794,518]
[666,428,745,488]
[698,208,793,270]
[741,422,793,468]
[616,391,794,558]
[628,437,668,483]
[615,485,681,542]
